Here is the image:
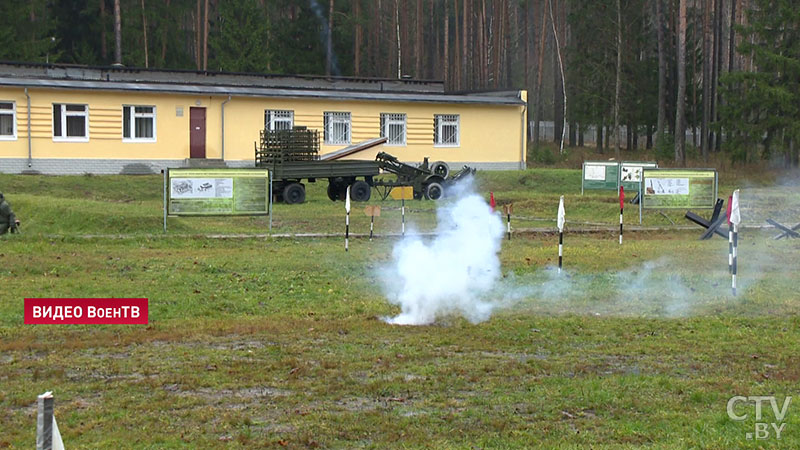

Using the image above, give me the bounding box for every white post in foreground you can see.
[401,197,405,236]
[345,186,351,252]
[557,196,565,274]
[727,195,733,274]
[37,392,64,450]
[730,189,741,296]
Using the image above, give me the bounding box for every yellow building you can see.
[0,62,526,174]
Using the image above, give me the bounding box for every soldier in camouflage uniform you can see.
[0,192,19,234]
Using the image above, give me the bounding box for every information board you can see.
[640,169,717,210]
[582,161,620,193]
[167,168,270,215]
[619,161,658,192]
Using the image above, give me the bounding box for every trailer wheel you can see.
[327,183,339,201]
[424,182,444,200]
[350,180,372,202]
[431,161,450,178]
[283,183,306,204]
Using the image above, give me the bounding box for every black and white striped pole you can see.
[619,186,624,245]
[557,196,565,274]
[726,195,733,274]
[730,189,740,296]
[345,186,351,252]
[504,204,513,240]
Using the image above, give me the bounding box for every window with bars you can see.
[380,113,406,146]
[324,112,351,145]
[434,114,459,146]
[123,105,156,141]
[0,102,16,140]
[53,103,88,141]
[265,110,294,131]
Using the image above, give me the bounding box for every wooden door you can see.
[189,107,206,159]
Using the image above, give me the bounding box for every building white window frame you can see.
[323,111,351,145]
[380,113,407,146]
[52,103,89,142]
[265,109,294,131]
[122,105,157,142]
[434,114,460,147]
[0,101,17,141]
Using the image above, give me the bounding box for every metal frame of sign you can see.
[638,168,718,224]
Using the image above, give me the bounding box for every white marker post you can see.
[619,186,624,245]
[37,392,64,450]
[557,196,565,274]
[401,196,405,236]
[730,189,740,295]
[504,204,513,240]
[345,186,351,252]
[726,195,733,274]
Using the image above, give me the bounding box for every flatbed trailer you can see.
[255,126,474,204]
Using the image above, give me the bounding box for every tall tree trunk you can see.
[415,0,422,77]
[396,0,401,78]
[533,0,548,147]
[327,0,334,75]
[114,0,122,64]
[549,0,566,153]
[597,119,604,153]
[523,0,529,90]
[655,0,667,143]
[202,0,208,70]
[100,0,107,61]
[701,0,711,161]
[613,0,622,159]
[712,0,723,151]
[354,0,361,76]
[141,0,149,68]
[454,0,460,90]
[160,0,170,65]
[674,0,687,165]
[444,0,449,89]
[195,0,201,69]
[462,0,468,89]
[728,0,736,72]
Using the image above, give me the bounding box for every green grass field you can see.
[1,166,800,448]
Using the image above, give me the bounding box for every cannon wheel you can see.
[424,182,444,201]
[431,161,450,178]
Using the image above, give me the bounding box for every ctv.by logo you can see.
[727,396,791,440]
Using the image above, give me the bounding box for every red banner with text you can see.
[24,298,149,325]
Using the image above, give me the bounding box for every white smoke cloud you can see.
[380,178,506,325]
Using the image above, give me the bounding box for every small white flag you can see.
[345,185,351,213]
[557,196,565,232]
[730,189,740,226]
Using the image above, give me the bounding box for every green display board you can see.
[581,161,620,193]
[640,168,717,210]
[619,161,658,192]
[167,168,270,216]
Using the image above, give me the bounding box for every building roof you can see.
[0,61,525,106]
